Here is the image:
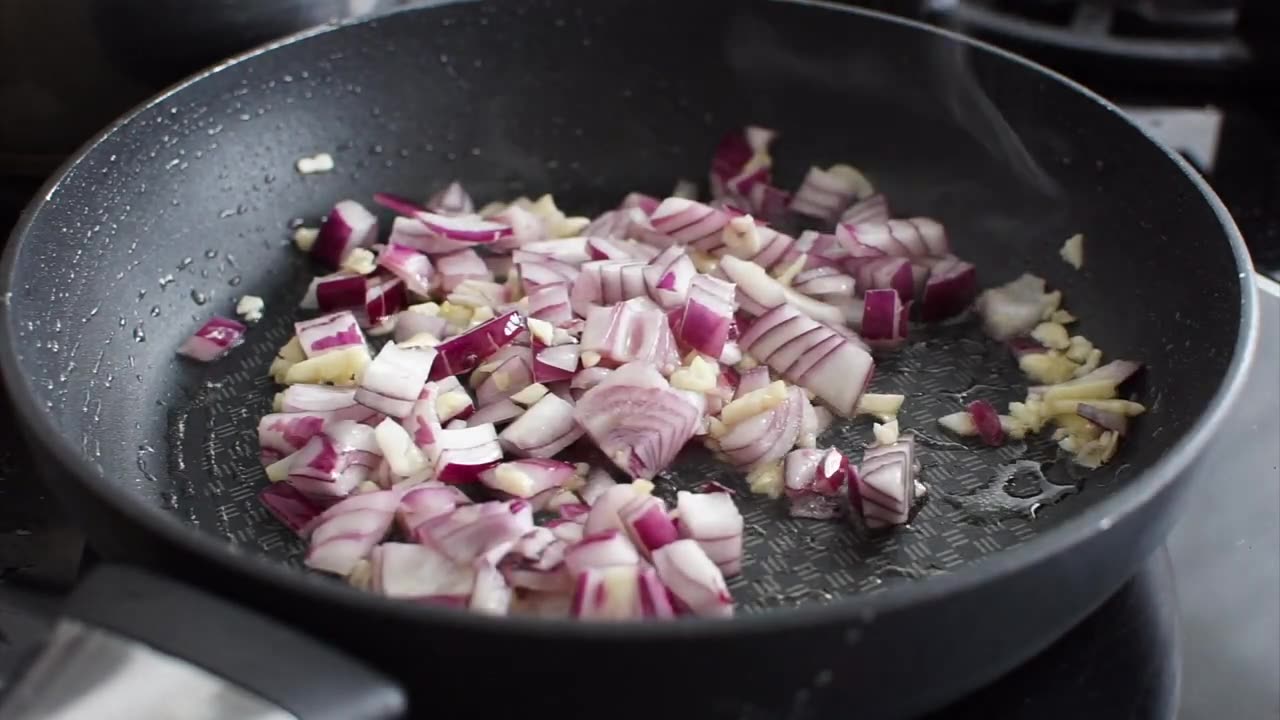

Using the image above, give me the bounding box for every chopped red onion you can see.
[1077,403,1130,435]
[370,542,474,605]
[652,539,733,618]
[967,400,1005,446]
[397,482,471,535]
[570,565,676,621]
[415,210,512,244]
[526,284,573,326]
[584,483,642,536]
[177,315,246,362]
[498,393,584,458]
[435,249,493,294]
[719,255,845,326]
[564,529,641,577]
[304,489,398,576]
[839,193,890,225]
[488,204,548,251]
[619,494,678,555]
[467,397,525,427]
[836,218,948,259]
[678,274,737,359]
[861,289,908,349]
[710,125,777,204]
[575,363,704,479]
[919,256,978,322]
[479,459,576,498]
[355,342,437,418]
[258,482,322,535]
[364,276,407,330]
[258,411,333,464]
[975,273,1057,340]
[844,256,915,302]
[854,436,918,528]
[570,259,650,314]
[675,490,744,577]
[579,468,617,506]
[719,385,806,469]
[734,367,771,399]
[432,423,503,483]
[415,500,534,564]
[580,297,681,374]
[792,266,857,301]
[430,310,524,380]
[737,303,874,416]
[307,273,367,314]
[393,310,449,343]
[532,341,579,383]
[376,243,435,297]
[789,166,872,222]
[313,200,378,269]
[641,245,696,310]
[425,181,474,216]
[784,447,849,520]
[648,197,733,253]
[373,192,426,217]
[286,420,382,504]
[473,347,532,408]
[280,385,373,422]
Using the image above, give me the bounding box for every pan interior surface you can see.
[1,0,1245,612]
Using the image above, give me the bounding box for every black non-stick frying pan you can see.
[0,1,1259,718]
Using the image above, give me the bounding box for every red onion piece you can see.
[355,343,436,418]
[516,237,591,265]
[532,342,579,383]
[719,385,806,469]
[967,400,1005,446]
[835,218,948,259]
[571,565,676,621]
[861,289,907,349]
[564,529,641,577]
[619,494,678,555]
[470,561,513,616]
[584,483,642,535]
[280,385,375,422]
[304,489,398,576]
[488,203,548,251]
[719,255,845,326]
[678,274,737,359]
[435,249,493,294]
[376,243,435,297]
[975,273,1056,340]
[789,166,871,222]
[735,367,771,399]
[258,482,323,535]
[398,482,471,534]
[642,245,696,310]
[364,277,407,330]
[430,310,524,380]
[479,459,576,498]
[844,256,916,302]
[307,273,367,314]
[784,448,849,520]
[286,420,382,504]
[652,539,733,618]
[675,490,744,577]
[575,363,704,479]
[580,297,681,374]
[570,259,649,315]
[415,210,512,243]
[920,256,978,322]
[710,125,777,203]
[792,266,857,301]
[415,500,534,565]
[313,200,378,269]
[373,192,426,217]
[392,310,449,343]
[425,181,474,216]
[579,468,617,506]
[176,315,246,362]
[737,303,874,417]
[467,397,525,427]
[474,348,532,408]
[498,393,584,459]
[433,424,503,483]
[649,197,733,253]
[526,284,573,326]
[839,193,890,225]
[855,437,918,528]
[258,411,333,463]
[370,542,474,604]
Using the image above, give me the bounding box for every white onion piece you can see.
[176,316,246,362]
[304,490,398,576]
[313,200,378,269]
[719,255,844,326]
[675,491,744,577]
[574,363,703,479]
[370,542,474,606]
[498,393,583,459]
[355,342,437,418]
[652,539,733,618]
[296,311,366,359]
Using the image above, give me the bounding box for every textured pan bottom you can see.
[166,287,1081,611]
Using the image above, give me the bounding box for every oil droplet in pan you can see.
[940,460,1078,522]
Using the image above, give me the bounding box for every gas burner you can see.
[925,0,1251,70]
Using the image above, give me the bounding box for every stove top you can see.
[0,2,1277,718]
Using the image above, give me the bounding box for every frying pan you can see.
[0,0,1259,718]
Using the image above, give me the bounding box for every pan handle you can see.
[0,565,406,720]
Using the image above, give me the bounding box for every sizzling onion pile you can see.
[179,126,1143,620]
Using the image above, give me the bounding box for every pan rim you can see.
[0,0,1260,641]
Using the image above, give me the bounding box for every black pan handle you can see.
[0,565,406,720]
